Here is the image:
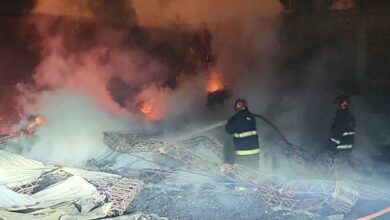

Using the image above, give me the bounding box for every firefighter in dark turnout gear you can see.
[329,95,356,172]
[330,95,355,150]
[225,98,260,170]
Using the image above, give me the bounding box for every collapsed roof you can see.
[0,150,144,219]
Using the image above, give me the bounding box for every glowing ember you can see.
[138,100,165,121]
[207,70,225,93]
[139,101,154,116]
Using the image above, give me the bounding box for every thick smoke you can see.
[14,89,130,165]
[331,0,355,10]
[132,0,281,83]
[29,0,284,127]
[14,0,286,168]
[13,0,387,181]
[132,0,311,176]
[131,0,284,134]
[34,0,138,27]
[131,0,390,181]
[12,0,149,165]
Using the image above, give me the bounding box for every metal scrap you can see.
[99,132,390,215]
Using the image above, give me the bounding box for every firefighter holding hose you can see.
[225,98,260,170]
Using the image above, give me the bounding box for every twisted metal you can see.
[12,178,43,195]
[9,167,143,217]
[91,177,143,216]
[101,132,376,214]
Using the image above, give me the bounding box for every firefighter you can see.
[330,95,355,151]
[225,98,260,170]
[329,94,355,170]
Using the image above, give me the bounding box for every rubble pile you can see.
[0,150,145,219]
[94,132,390,219]
[1,132,390,219]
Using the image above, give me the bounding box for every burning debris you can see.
[205,69,232,108]
[206,69,226,93]
[137,100,156,120]
[24,115,45,135]
[0,115,45,145]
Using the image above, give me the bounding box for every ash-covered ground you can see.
[128,188,301,220]
[89,132,390,220]
[117,169,318,220]
[119,167,388,220]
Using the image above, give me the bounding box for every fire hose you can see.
[253,113,311,167]
[174,112,310,167]
[356,206,390,220]
[179,112,293,148]
[252,113,293,147]
[252,113,312,166]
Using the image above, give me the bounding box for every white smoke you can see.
[10,89,131,165]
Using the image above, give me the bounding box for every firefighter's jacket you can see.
[330,109,355,150]
[225,109,260,155]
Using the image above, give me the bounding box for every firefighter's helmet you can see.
[334,95,351,110]
[234,98,248,112]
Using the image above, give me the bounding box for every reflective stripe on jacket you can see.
[330,109,355,150]
[236,148,260,156]
[225,109,260,152]
[233,130,257,138]
[336,144,353,150]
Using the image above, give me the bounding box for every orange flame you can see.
[138,100,164,121]
[139,101,154,116]
[27,116,45,134]
[207,70,225,93]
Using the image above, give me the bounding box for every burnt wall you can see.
[0,0,36,15]
[364,5,390,90]
[0,15,39,85]
[282,3,390,93]
[0,85,20,134]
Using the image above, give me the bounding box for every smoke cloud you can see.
[14,89,130,165]
[11,1,152,165]
[17,0,386,178]
[133,0,282,84]
[26,1,283,119]
[9,0,286,168]
[34,0,138,27]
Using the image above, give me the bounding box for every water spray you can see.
[170,121,227,141]
[170,111,294,148]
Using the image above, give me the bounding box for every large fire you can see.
[206,70,225,93]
